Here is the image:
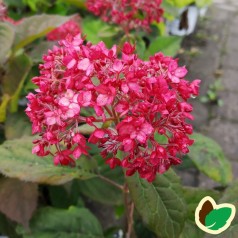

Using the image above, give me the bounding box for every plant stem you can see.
[124,183,135,238]
[97,174,124,191]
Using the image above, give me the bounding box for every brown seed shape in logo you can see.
[199,200,214,225]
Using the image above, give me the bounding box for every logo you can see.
[195,196,236,234]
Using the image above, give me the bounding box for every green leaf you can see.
[13,14,71,51]
[195,0,212,8]
[62,0,86,9]
[189,133,232,185]
[82,17,118,47]
[0,137,96,185]
[0,22,15,65]
[164,0,212,8]
[2,53,32,113]
[49,180,85,209]
[135,37,146,59]
[154,131,168,144]
[179,221,204,238]
[161,1,179,20]
[17,206,104,238]
[165,0,194,8]
[0,212,21,238]
[5,111,32,139]
[77,123,102,135]
[29,41,55,63]
[183,187,220,222]
[205,207,232,230]
[78,155,124,205]
[146,36,182,58]
[127,169,186,238]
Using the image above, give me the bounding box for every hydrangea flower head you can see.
[46,17,81,41]
[26,34,200,182]
[86,0,164,32]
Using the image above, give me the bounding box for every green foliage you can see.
[165,0,212,8]
[61,0,86,9]
[0,137,96,185]
[13,14,71,51]
[195,0,213,7]
[183,187,220,222]
[49,181,85,209]
[179,221,204,238]
[78,155,124,205]
[127,169,186,238]
[29,41,55,63]
[82,17,119,47]
[145,36,182,58]
[4,111,32,139]
[0,212,21,238]
[189,133,232,185]
[2,53,32,113]
[22,0,51,12]
[0,22,15,65]
[17,206,104,238]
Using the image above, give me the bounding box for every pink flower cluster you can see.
[26,34,200,182]
[86,0,164,32]
[0,2,21,25]
[46,17,81,41]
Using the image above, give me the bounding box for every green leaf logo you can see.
[195,196,236,234]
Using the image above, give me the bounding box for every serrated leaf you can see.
[0,178,38,228]
[205,207,232,230]
[179,221,204,238]
[17,206,104,238]
[189,133,232,185]
[78,155,124,205]
[127,169,186,238]
[0,22,15,65]
[13,14,71,51]
[0,137,96,185]
[146,36,182,58]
